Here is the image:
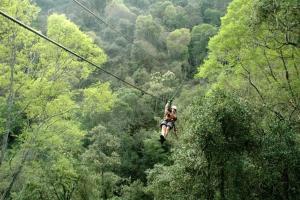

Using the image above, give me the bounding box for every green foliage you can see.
[166,28,191,60]
[106,0,137,22]
[197,0,300,119]
[81,82,117,117]
[150,1,173,20]
[0,2,116,199]
[45,14,107,81]
[147,163,191,200]
[189,24,218,67]
[7,0,296,200]
[135,15,163,47]
[147,90,255,199]
[124,0,150,9]
[83,125,120,171]
[204,8,223,26]
[131,40,161,71]
[163,4,188,29]
[192,0,300,199]
[0,0,40,23]
[142,133,171,167]
[121,180,151,200]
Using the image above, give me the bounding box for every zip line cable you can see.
[0,10,163,101]
[71,0,184,102]
[170,83,184,102]
[72,0,132,43]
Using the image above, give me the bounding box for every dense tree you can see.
[0,4,111,199]
[0,0,40,166]
[203,8,223,26]
[166,28,191,60]
[2,0,298,199]
[147,91,255,200]
[189,24,217,67]
[82,125,121,199]
[147,0,299,199]
[134,15,163,48]
[195,0,300,198]
[163,4,188,30]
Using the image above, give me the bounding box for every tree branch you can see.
[1,151,29,200]
[263,49,278,82]
[279,50,298,107]
[240,65,264,102]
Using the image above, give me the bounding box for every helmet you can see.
[171,105,177,111]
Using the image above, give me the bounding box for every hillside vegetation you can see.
[0,0,299,199]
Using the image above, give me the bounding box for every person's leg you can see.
[164,126,170,138]
[164,122,173,138]
[160,125,167,143]
[161,125,166,136]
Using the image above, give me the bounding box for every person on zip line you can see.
[160,100,177,144]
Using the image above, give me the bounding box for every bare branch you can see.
[240,64,265,102]
[279,50,298,107]
[263,49,278,82]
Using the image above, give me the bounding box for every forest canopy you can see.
[0,0,299,199]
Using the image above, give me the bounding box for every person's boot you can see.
[160,135,166,144]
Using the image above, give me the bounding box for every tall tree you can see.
[0,0,40,166]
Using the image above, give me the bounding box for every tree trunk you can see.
[1,151,28,200]
[0,34,16,166]
[220,164,226,200]
[282,167,289,200]
[206,157,215,200]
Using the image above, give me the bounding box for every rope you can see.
[71,0,186,103]
[170,83,183,102]
[0,10,163,101]
[72,0,132,43]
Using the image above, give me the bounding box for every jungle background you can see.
[0,0,299,199]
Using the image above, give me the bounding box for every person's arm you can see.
[164,100,171,114]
